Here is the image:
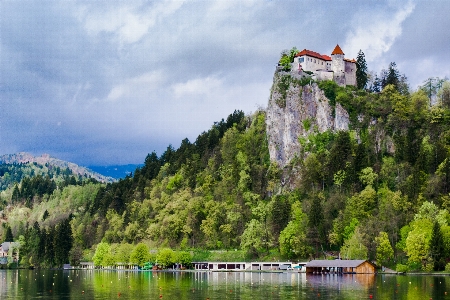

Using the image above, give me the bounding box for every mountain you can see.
[0,152,116,183]
[88,164,143,179]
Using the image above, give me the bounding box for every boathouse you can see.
[304,260,376,274]
[192,261,297,271]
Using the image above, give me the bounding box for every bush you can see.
[294,76,314,87]
[444,263,450,272]
[318,80,339,107]
[276,75,292,108]
[396,263,409,273]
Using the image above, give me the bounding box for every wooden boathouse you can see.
[304,260,376,274]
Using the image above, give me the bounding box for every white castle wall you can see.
[345,61,356,86]
[295,56,330,72]
[293,48,356,87]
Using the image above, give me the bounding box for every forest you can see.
[1,59,450,272]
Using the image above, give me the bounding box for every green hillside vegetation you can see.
[2,65,450,272]
[0,163,99,210]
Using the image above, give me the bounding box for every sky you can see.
[1,0,449,166]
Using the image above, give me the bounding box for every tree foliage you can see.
[6,64,450,269]
[356,50,368,90]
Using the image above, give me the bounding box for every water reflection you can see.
[0,269,449,299]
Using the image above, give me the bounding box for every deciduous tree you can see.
[375,231,394,265]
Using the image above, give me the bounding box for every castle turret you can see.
[331,44,346,86]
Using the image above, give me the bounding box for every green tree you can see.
[69,244,83,267]
[383,62,400,90]
[359,167,378,187]
[93,242,111,266]
[113,243,134,264]
[375,231,394,266]
[430,221,446,271]
[278,47,298,71]
[156,248,175,268]
[130,243,150,267]
[307,194,326,255]
[279,202,310,259]
[405,218,433,269]
[437,80,450,108]
[240,219,266,258]
[340,227,368,259]
[54,218,73,267]
[342,218,359,242]
[4,226,13,242]
[174,251,192,268]
[356,50,368,90]
[420,77,446,102]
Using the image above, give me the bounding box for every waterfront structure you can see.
[304,260,376,274]
[0,242,19,264]
[192,261,307,271]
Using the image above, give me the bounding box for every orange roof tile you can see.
[331,44,344,55]
[344,58,356,63]
[295,49,331,61]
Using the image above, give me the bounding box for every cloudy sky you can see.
[1,0,449,166]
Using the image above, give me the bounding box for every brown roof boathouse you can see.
[304,260,376,274]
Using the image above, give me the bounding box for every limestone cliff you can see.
[266,71,350,167]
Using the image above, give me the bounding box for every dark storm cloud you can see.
[0,0,448,166]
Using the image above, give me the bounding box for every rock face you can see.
[266,71,350,167]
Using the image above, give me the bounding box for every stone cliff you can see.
[266,71,350,167]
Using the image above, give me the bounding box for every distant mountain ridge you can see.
[0,152,116,183]
[88,164,143,179]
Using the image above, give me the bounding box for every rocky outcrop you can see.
[266,71,349,167]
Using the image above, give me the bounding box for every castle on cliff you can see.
[294,44,356,87]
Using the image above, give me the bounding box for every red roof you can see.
[331,44,344,55]
[295,49,331,61]
[294,46,355,63]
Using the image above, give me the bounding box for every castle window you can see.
[299,57,304,63]
[314,59,316,63]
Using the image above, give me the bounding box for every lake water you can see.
[0,269,448,299]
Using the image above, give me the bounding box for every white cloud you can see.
[172,76,223,98]
[344,1,415,61]
[107,71,165,102]
[80,1,184,44]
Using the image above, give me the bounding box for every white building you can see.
[294,44,356,87]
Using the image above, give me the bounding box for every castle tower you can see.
[331,44,346,86]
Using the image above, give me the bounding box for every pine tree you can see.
[385,62,400,90]
[430,221,446,271]
[4,226,13,242]
[356,50,368,90]
[307,194,325,256]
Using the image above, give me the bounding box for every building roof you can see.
[295,49,331,61]
[305,260,373,268]
[331,44,345,55]
[344,58,356,63]
[0,242,11,252]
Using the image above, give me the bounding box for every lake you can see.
[0,269,449,299]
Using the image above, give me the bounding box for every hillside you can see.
[1,57,450,272]
[0,152,116,186]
